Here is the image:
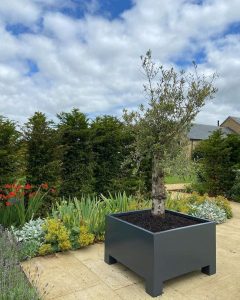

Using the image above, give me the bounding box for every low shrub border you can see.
[8,192,233,261]
[166,192,233,220]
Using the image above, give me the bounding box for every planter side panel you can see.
[105,216,154,279]
[155,222,216,281]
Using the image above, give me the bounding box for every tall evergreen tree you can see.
[91,115,151,195]
[58,109,94,197]
[193,131,240,196]
[0,116,22,184]
[91,116,129,194]
[24,112,60,186]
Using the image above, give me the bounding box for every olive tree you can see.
[123,50,217,217]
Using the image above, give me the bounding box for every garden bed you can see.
[5,192,233,261]
[21,202,240,300]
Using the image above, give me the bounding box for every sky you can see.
[0,0,240,125]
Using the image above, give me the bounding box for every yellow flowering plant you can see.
[40,218,72,254]
[38,243,53,256]
[78,225,94,247]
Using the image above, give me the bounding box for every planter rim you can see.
[107,209,215,235]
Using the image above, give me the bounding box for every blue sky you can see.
[0,0,240,124]
[59,0,134,20]
[5,1,134,33]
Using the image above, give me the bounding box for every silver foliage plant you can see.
[190,201,227,224]
[11,218,45,244]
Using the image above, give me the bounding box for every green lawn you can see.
[165,175,192,184]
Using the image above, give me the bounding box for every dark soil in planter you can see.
[118,211,205,233]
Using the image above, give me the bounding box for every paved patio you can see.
[165,183,188,191]
[22,202,240,299]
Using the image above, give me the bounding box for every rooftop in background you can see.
[188,123,233,140]
[229,116,240,124]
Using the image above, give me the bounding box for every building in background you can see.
[188,116,240,156]
[221,116,240,134]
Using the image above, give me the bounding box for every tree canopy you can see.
[123,50,217,216]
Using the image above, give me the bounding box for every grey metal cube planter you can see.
[104,209,216,297]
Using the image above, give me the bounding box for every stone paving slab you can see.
[22,202,240,300]
[165,183,188,191]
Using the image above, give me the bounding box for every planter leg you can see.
[146,278,163,297]
[104,253,117,265]
[201,265,216,276]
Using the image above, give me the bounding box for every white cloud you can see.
[195,34,240,124]
[0,0,40,25]
[0,0,239,124]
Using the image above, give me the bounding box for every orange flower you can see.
[7,191,16,199]
[16,185,23,191]
[5,202,12,206]
[24,183,32,190]
[41,183,48,190]
[4,184,12,189]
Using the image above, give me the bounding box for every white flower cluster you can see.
[190,200,227,224]
[11,218,45,243]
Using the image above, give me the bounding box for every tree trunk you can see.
[151,153,166,217]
